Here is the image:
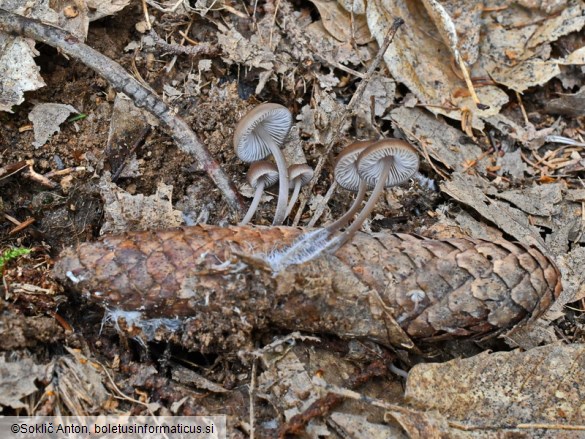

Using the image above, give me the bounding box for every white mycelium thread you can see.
[414,172,437,191]
[102,308,183,343]
[265,228,332,272]
[66,270,83,284]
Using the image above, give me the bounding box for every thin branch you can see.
[0,9,244,212]
[148,28,219,58]
[292,17,405,226]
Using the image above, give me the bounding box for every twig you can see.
[140,0,152,31]
[22,164,58,188]
[147,27,219,58]
[7,216,35,235]
[0,9,243,213]
[0,159,32,181]
[111,126,151,182]
[4,212,35,235]
[293,18,405,226]
[43,166,86,179]
[313,53,365,79]
[307,181,337,227]
[249,358,257,439]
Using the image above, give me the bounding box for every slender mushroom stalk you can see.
[240,161,279,226]
[331,139,419,250]
[267,141,374,267]
[326,140,375,233]
[285,164,314,219]
[233,103,293,225]
[267,139,418,269]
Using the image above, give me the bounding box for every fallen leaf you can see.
[310,0,372,45]
[441,173,546,250]
[0,34,46,112]
[0,356,46,410]
[398,344,585,431]
[389,107,487,174]
[363,0,585,130]
[99,175,183,234]
[545,86,585,116]
[28,103,78,148]
[56,347,109,414]
[86,0,132,21]
[330,413,406,439]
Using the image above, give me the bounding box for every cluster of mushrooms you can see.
[233,103,314,225]
[233,103,420,249]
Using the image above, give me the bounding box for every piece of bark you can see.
[53,225,561,351]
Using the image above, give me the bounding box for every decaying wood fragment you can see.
[54,225,561,351]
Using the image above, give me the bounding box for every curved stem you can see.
[239,180,265,225]
[333,159,392,249]
[256,125,289,225]
[285,181,301,219]
[325,180,367,234]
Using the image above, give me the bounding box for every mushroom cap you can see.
[234,103,293,163]
[288,164,314,187]
[247,161,279,188]
[333,140,375,191]
[357,139,419,188]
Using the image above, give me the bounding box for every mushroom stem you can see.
[256,125,289,225]
[325,180,367,233]
[332,158,393,250]
[240,180,266,226]
[285,180,302,218]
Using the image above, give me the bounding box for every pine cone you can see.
[53,225,561,347]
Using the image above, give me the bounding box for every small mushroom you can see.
[285,164,314,219]
[234,103,292,225]
[326,140,375,233]
[334,139,419,248]
[240,161,279,226]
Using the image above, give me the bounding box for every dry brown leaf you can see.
[553,247,585,308]
[0,33,46,112]
[28,103,78,148]
[297,86,349,145]
[171,364,227,393]
[306,20,371,67]
[258,349,329,433]
[363,0,585,129]
[86,0,132,21]
[0,356,47,410]
[546,86,585,116]
[484,113,560,147]
[355,75,396,136]
[366,0,506,128]
[389,107,487,174]
[105,94,156,177]
[489,183,562,217]
[99,176,183,234]
[441,173,546,250]
[216,25,275,95]
[56,348,109,415]
[479,1,585,92]
[330,413,407,439]
[310,0,372,45]
[398,344,585,432]
[337,0,366,15]
[495,149,529,179]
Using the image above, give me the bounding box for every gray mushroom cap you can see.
[288,164,314,187]
[357,139,419,188]
[233,103,293,162]
[247,161,279,188]
[334,140,375,191]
